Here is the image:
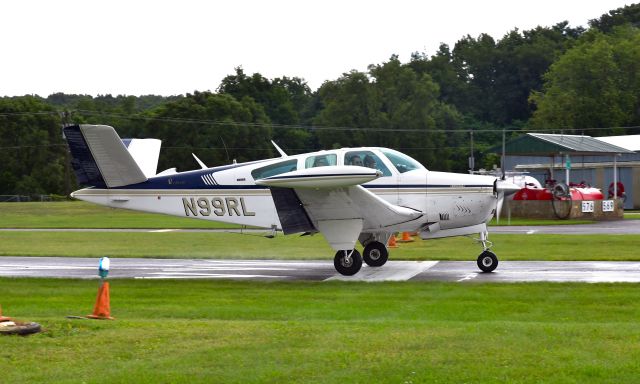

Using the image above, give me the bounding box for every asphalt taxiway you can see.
[1,257,640,283]
[2,221,638,282]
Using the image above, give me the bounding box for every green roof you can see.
[496,133,633,156]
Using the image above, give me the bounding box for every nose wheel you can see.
[334,249,363,276]
[475,230,499,273]
[477,250,498,272]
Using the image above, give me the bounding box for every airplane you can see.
[63,124,520,276]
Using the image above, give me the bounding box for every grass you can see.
[0,201,240,229]
[1,278,640,383]
[4,201,637,229]
[1,231,639,261]
[1,204,639,382]
[488,217,596,226]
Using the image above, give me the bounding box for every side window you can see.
[305,154,336,168]
[344,151,392,176]
[251,159,298,180]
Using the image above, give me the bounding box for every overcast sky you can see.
[1,0,633,96]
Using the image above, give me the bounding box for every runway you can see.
[1,257,640,283]
[491,219,640,235]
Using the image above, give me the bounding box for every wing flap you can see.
[296,185,423,231]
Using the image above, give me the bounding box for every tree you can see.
[589,3,640,33]
[313,57,463,170]
[0,96,66,195]
[218,67,314,152]
[529,26,640,133]
[144,91,273,172]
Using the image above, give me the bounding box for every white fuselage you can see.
[72,147,498,236]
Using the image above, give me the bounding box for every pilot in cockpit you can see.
[349,155,363,166]
[363,155,377,169]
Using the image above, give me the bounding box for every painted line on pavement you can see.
[325,261,439,282]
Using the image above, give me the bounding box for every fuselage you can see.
[72,147,498,234]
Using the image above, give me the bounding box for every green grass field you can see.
[2,201,638,261]
[2,278,640,383]
[2,201,632,229]
[0,201,240,229]
[2,202,640,383]
[1,231,640,261]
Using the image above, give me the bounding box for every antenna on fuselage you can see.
[271,140,288,157]
[192,153,208,169]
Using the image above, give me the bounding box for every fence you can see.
[0,195,68,202]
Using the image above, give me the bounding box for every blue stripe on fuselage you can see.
[111,161,269,190]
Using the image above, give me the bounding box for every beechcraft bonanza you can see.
[64,124,520,276]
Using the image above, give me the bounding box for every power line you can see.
[3,109,640,134]
[0,111,58,117]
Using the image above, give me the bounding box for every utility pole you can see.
[468,130,475,173]
[501,129,506,179]
[60,111,71,197]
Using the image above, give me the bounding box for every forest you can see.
[1,4,640,196]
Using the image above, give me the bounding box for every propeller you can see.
[496,192,505,224]
[494,179,521,224]
[495,129,511,224]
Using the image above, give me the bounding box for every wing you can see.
[257,166,423,250]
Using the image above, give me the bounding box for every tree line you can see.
[1,4,640,196]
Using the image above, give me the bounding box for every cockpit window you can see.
[344,151,391,176]
[305,154,336,168]
[381,149,423,173]
[251,159,297,180]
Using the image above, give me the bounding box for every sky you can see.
[1,0,633,96]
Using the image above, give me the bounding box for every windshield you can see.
[381,149,424,173]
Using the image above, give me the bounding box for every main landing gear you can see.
[333,241,390,276]
[334,249,362,276]
[362,241,388,267]
[476,231,498,273]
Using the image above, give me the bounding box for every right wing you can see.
[257,166,423,250]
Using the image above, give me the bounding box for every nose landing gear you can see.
[476,231,498,273]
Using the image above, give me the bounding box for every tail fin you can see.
[63,125,147,188]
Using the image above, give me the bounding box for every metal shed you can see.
[496,133,636,208]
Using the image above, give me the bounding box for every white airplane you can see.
[64,124,519,276]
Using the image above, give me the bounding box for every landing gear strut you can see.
[476,231,498,273]
[362,241,388,267]
[334,249,363,276]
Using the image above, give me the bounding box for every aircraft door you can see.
[344,150,397,205]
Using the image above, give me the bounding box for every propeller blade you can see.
[494,179,519,225]
[496,193,504,224]
[495,179,521,196]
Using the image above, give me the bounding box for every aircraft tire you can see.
[477,250,498,273]
[0,321,41,336]
[334,250,363,276]
[363,241,388,267]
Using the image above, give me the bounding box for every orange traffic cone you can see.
[0,304,12,322]
[87,282,114,320]
[398,231,415,243]
[388,234,398,248]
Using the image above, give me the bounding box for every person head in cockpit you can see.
[363,155,376,169]
[349,155,363,166]
[313,157,329,167]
